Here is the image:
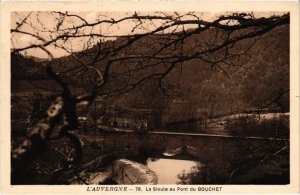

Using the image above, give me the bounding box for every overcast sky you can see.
[11,11,284,59]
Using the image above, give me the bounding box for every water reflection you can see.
[146,158,199,184]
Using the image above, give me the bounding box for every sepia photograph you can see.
[1,2,298,193]
[10,10,291,185]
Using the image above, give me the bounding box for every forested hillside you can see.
[12,24,289,123]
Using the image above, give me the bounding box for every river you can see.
[146,158,199,184]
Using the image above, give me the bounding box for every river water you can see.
[146,158,199,184]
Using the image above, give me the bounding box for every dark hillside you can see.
[11,24,289,120]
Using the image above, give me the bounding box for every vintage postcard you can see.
[0,1,299,194]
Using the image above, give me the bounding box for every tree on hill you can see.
[11,11,289,183]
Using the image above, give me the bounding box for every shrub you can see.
[225,114,289,138]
